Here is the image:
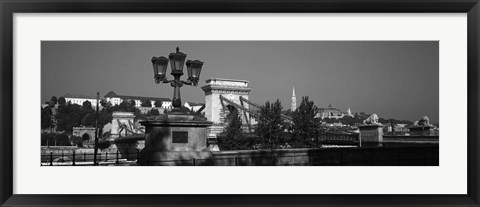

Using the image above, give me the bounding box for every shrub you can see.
[97,140,111,150]
[70,135,84,147]
[217,133,258,151]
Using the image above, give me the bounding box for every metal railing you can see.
[40,150,140,166]
[41,150,310,166]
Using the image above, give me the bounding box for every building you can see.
[184,102,205,112]
[104,91,172,109]
[64,93,99,109]
[318,104,353,119]
[59,91,173,110]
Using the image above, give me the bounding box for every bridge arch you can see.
[201,78,252,125]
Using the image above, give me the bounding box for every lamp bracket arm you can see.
[180,80,193,86]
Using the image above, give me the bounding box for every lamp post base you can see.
[139,114,213,166]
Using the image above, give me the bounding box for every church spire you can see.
[291,86,297,111]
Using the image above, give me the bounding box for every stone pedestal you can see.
[408,126,433,136]
[358,124,385,147]
[140,114,213,166]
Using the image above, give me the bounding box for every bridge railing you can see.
[40,150,140,166]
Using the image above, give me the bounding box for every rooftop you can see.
[104,91,171,101]
[63,93,96,99]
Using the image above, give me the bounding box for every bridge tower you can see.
[201,78,252,124]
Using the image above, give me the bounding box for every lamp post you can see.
[151,47,204,112]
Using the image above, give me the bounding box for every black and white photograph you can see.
[40,41,439,166]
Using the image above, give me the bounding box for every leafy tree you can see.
[81,110,112,129]
[41,133,55,146]
[98,140,111,150]
[49,96,58,107]
[100,99,112,108]
[141,99,152,107]
[104,100,140,115]
[82,100,92,110]
[41,106,52,129]
[218,110,244,150]
[148,108,160,116]
[70,135,84,147]
[114,100,138,112]
[255,99,285,149]
[81,113,96,126]
[129,99,137,108]
[98,110,113,126]
[291,96,321,148]
[58,97,66,105]
[118,100,131,110]
[54,133,71,146]
[55,103,83,132]
[282,109,294,117]
[154,100,163,108]
[42,133,71,146]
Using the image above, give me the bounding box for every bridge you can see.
[201,78,292,139]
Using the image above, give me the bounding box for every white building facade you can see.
[104,91,172,109]
[60,91,172,110]
[64,93,99,109]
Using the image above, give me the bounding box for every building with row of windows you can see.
[64,93,99,108]
[51,91,174,110]
[46,91,209,113]
[103,91,172,109]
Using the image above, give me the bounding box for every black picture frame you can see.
[1,0,479,206]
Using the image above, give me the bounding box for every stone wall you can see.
[382,135,439,146]
[193,146,439,166]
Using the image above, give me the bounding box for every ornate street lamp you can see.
[151,47,204,112]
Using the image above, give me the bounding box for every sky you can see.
[41,41,439,123]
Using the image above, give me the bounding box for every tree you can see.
[291,96,321,148]
[154,100,163,108]
[255,99,285,149]
[141,99,152,107]
[218,110,244,150]
[55,133,71,146]
[148,108,160,116]
[41,132,55,146]
[58,97,66,105]
[41,106,52,129]
[55,102,83,132]
[82,100,92,110]
[70,135,84,147]
[100,99,111,108]
[42,133,71,146]
[81,113,96,126]
[49,96,58,107]
[81,109,112,129]
[129,99,137,108]
[98,140,111,150]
